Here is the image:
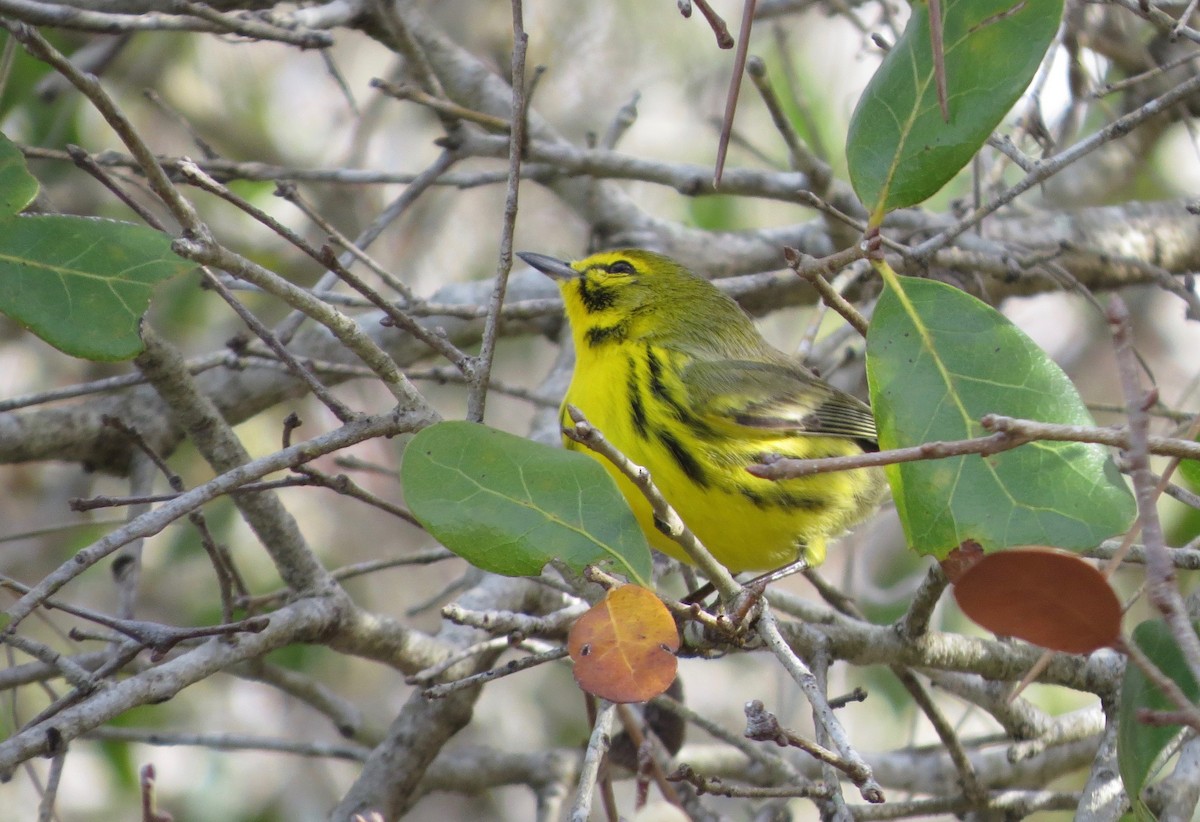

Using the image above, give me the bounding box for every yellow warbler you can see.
[519,249,885,574]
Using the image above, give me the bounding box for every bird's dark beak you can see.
[517,251,578,281]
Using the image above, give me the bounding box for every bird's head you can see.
[519,249,744,350]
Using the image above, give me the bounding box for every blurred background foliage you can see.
[0,0,1197,819]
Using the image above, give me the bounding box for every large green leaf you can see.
[400,421,652,586]
[866,275,1135,558]
[0,215,193,361]
[1119,620,1200,822]
[0,132,37,216]
[846,0,1063,223]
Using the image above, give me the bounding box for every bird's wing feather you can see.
[681,359,877,443]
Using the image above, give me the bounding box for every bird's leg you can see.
[744,557,811,589]
[680,556,810,608]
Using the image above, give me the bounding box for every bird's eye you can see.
[606,260,636,275]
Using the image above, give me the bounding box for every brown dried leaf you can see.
[952,546,1121,654]
[568,585,680,703]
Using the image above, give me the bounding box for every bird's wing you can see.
[680,359,878,443]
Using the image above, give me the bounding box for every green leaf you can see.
[400,421,652,586]
[846,0,1063,223]
[0,215,192,361]
[0,132,38,215]
[866,275,1135,558]
[1119,619,1200,821]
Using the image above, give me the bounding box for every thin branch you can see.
[371,78,510,132]
[561,406,741,600]
[784,244,870,336]
[713,0,757,186]
[36,749,65,822]
[171,237,427,408]
[467,1,529,421]
[3,577,265,663]
[895,564,949,641]
[421,647,569,699]
[0,352,229,413]
[571,700,617,821]
[891,668,987,806]
[1,21,203,232]
[745,56,832,193]
[0,597,341,771]
[754,605,884,803]
[0,628,98,692]
[752,417,1200,481]
[1109,297,1200,692]
[652,692,805,783]
[912,69,1200,257]
[87,725,370,761]
[851,790,1081,819]
[273,148,461,345]
[668,762,832,799]
[691,0,735,46]
[2,410,428,630]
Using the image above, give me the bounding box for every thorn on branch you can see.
[828,686,869,710]
[690,0,735,47]
[282,412,303,448]
[140,763,174,822]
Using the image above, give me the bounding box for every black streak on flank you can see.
[644,347,715,437]
[740,487,768,509]
[628,357,648,438]
[586,323,628,347]
[773,489,827,512]
[658,430,709,487]
[578,277,616,312]
[646,348,670,402]
[741,485,826,511]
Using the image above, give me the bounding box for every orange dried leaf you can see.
[568,585,680,703]
[952,546,1121,654]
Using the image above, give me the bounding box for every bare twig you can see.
[89,726,370,761]
[2,411,428,630]
[692,0,735,47]
[1109,298,1200,691]
[571,700,617,821]
[668,762,832,798]
[713,0,757,187]
[913,70,1200,256]
[895,564,950,642]
[784,245,870,336]
[467,2,529,421]
[561,406,741,601]
[754,606,884,803]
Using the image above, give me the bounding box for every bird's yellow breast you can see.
[563,339,881,573]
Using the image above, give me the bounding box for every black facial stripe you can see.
[578,277,616,312]
[586,323,628,347]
